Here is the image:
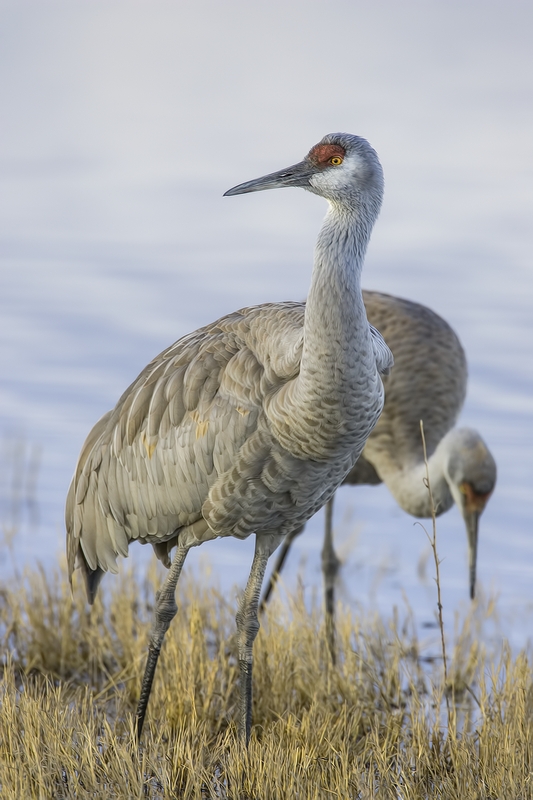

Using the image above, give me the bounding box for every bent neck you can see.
[378,432,457,519]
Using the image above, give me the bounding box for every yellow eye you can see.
[330,156,343,166]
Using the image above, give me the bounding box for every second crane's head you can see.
[224,133,384,214]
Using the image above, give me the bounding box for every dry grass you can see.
[0,560,532,799]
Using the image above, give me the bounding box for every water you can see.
[1,0,532,654]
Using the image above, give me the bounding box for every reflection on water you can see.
[1,1,532,653]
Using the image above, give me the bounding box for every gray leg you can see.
[259,525,304,612]
[236,533,281,745]
[136,542,190,741]
[321,496,340,662]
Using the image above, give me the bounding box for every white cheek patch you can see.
[309,153,367,193]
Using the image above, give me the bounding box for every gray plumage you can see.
[261,290,497,625]
[66,133,392,744]
[66,303,389,590]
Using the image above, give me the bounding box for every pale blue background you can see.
[1,1,532,653]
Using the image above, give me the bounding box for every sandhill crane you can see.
[261,290,497,631]
[65,133,393,745]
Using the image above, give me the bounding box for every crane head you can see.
[445,428,497,600]
[224,133,383,209]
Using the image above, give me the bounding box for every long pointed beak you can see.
[465,509,480,600]
[224,159,314,196]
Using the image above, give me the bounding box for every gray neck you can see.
[282,199,383,460]
[299,202,374,398]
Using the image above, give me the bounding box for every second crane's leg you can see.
[236,533,281,745]
[321,496,341,662]
[135,542,190,741]
[259,525,304,612]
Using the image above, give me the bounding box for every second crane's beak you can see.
[465,509,480,601]
[224,159,313,196]
[458,480,493,601]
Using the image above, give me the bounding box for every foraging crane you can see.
[261,290,497,626]
[65,133,393,745]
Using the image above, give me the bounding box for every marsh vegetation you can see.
[0,556,531,799]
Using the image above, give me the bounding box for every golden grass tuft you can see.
[0,561,532,798]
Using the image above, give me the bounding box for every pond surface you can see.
[1,1,532,656]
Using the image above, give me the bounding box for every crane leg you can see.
[258,525,304,612]
[236,533,282,745]
[321,496,340,663]
[135,541,190,742]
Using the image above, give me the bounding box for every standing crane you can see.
[261,290,497,633]
[65,133,393,745]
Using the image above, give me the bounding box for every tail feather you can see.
[80,559,105,605]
